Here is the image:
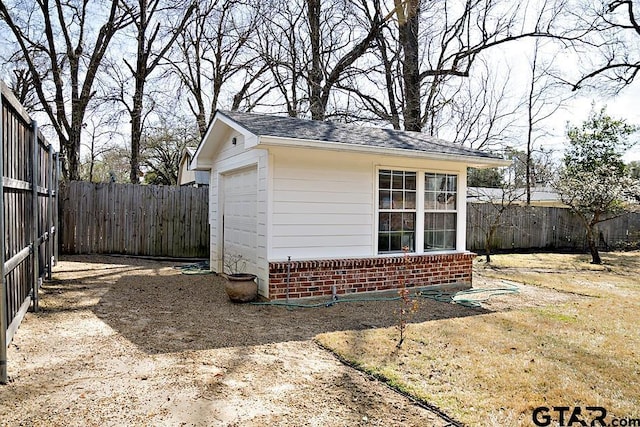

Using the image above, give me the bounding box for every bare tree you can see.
[126,0,195,183]
[571,0,640,91]
[140,117,198,185]
[468,176,526,263]
[256,0,306,116]
[8,68,38,112]
[0,50,40,112]
[506,148,557,189]
[523,39,573,203]
[435,59,520,151]
[306,0,385,120]
[357,0,572,133]
[80,110,124,183]
[109,0,196,183]
[0,0,130,180]
[169,0,269,138]
[256,0,386,120]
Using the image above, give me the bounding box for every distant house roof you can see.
[467,186,565,207]
[216,110,507,164]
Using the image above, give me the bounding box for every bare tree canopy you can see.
[522,39,574,203]
[255,0,388,120]
[0,50,40,112]
[168,0,268,138]
[571,0,640,91]
[3,0,637,186]
[103,0,196,183]
[355,0,572,134]
[141,118,198,185]
[0,0,130,180]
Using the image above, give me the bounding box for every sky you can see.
[493,33,640,165]
[544,85,640,163]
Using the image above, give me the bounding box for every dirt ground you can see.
[0,255,575,426]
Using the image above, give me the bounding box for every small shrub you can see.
[396,246,420,348]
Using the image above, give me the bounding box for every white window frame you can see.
[377,169,417,253]
[424,172,458,252]
[375,167,461,255]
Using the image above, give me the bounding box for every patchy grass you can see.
[315,252,640,426]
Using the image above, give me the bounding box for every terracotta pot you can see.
[223,273,258,303]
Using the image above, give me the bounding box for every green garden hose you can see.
[450,282,521,307]
[251,281,520,309]
[174,261,215,275]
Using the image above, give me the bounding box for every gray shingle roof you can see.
[218,110,502,160]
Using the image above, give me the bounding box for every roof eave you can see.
[255,135,510,167]
[190,110,258,170]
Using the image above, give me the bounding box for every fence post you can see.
[31,121,39,313]
[0,86,8,383]
[54,153,60,263]
[47,144,54,280]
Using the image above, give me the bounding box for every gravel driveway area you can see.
[0,255,485,426]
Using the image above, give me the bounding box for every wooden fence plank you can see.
[1,81,58,382]
[466,203,640,252]
[59,182,640,258]
[60,182,209,258]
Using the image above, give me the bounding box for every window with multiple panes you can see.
[424,172,457,251]
[377,169,458,254]
[378,170,416,253]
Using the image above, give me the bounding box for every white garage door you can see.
[223,166,258,275]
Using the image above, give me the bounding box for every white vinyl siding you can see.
[198,115,473,298]
[208,131,269,296]
[270,150,374,260]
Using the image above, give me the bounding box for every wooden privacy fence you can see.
[60,181,209,258]
[60,183,640,259]
[1,82,59,383]
[467,203,640,252]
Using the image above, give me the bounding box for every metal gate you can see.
[1,81,59,383]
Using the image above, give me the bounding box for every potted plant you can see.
[221,254,258,303]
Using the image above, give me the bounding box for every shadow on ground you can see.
[48,255,490,354]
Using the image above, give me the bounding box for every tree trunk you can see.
[129,0,148,184]
[484,224,499,263]
[526,111,533,205]
[67,131,81,181]
[484,238,492,263]
[395,0,420,131]
[88,134,95,182]
[586,225,602,264]
[58,132,81,181]
[525,47,537,205]
[307,0,324,121]
[125,0,195,180]
[376,28,401,129]
[130,82,144,183]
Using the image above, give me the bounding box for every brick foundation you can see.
[268,252,475,300]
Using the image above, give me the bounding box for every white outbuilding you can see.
[177,147,210,187]
[191,110,508,299]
